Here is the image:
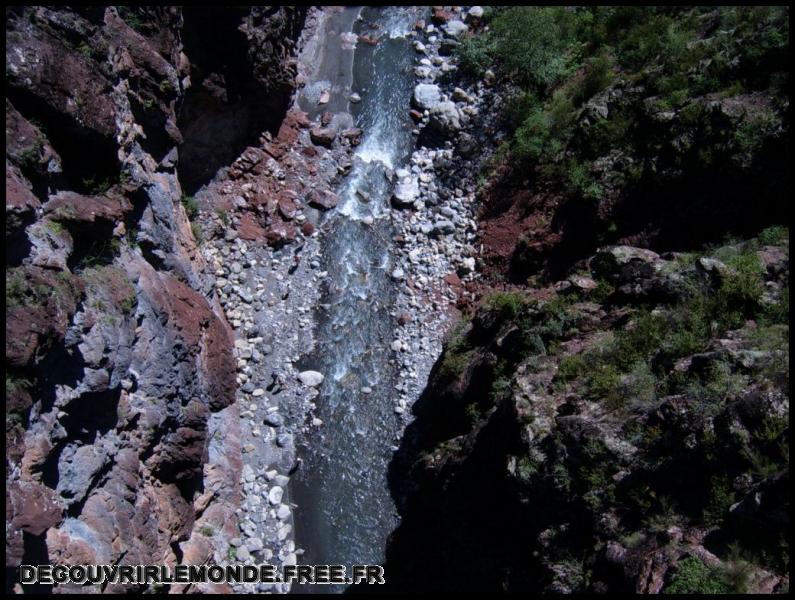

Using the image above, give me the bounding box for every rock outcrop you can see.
[382,238,789,594]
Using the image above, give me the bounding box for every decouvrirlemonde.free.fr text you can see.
[20,564,385,586]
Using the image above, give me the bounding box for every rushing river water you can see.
[291,6,422,592]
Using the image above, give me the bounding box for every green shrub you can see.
[571,52,615,106]
[734,109,780,157]
[590,279,615,303]
[456,33,496,77]
[714,252,765,329]
[565,160,602,200]
[484,291,527,319]
[82,176,112,195]
[583,108,635,156]
[6,374,32,399]
[120,293,137,315]
[118,7,144,30]
[664,556,734,594]
[200,525,215,537]
[612,311,667,371]
[515,454,540,483]
[191,221,203,244]
[18,142,42,167]
[488,7,581,93]
[464,402,481,425]
[439,349,474,380]
[622,361,658,410]
[181,195,199,220]
[758,225,788,246]
[556,354,588,383]
[77,41,93,58]
[587,363,621,405]
[46,220,64,235]
[702,475,736,527]
[514,91,579,163]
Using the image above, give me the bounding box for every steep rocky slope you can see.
[379,5,789,595]
[5,6,304,592]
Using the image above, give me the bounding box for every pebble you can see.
[236,546,251,562]
[246,537,264,552]
[264,413,284,427]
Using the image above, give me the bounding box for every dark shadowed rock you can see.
[310,126,337,147]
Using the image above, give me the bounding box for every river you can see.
[290,6,424,593]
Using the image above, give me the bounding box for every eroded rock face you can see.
[4,5,302,588]
[177,6,307,194]
[381,240,789,594]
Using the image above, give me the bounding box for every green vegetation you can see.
[81,175,112,195]
[6,269,27,306]
[120,293,137,315]
[758,225,788,246]
[81,265,137,318]
[45,220,64,235]
[126,227,139,249]
[179,195,204,244]
[18,142,43,167]
[191,221,203,245]
[118,6,144,31]
[439,346,473,380]
[663,556,734,594]
[159,79,175,94]
[76,41,93,58]
[483,290,526,319]
[552,238,785,414]
[181,195,199,220]
[457,6,788,196]
[6,374,32,399]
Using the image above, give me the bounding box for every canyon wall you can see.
[5,6,305,593]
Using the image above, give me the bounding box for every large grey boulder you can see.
[429,101,462,133]
[412,83,441,111]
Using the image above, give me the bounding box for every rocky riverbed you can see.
[191,5,501,589]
